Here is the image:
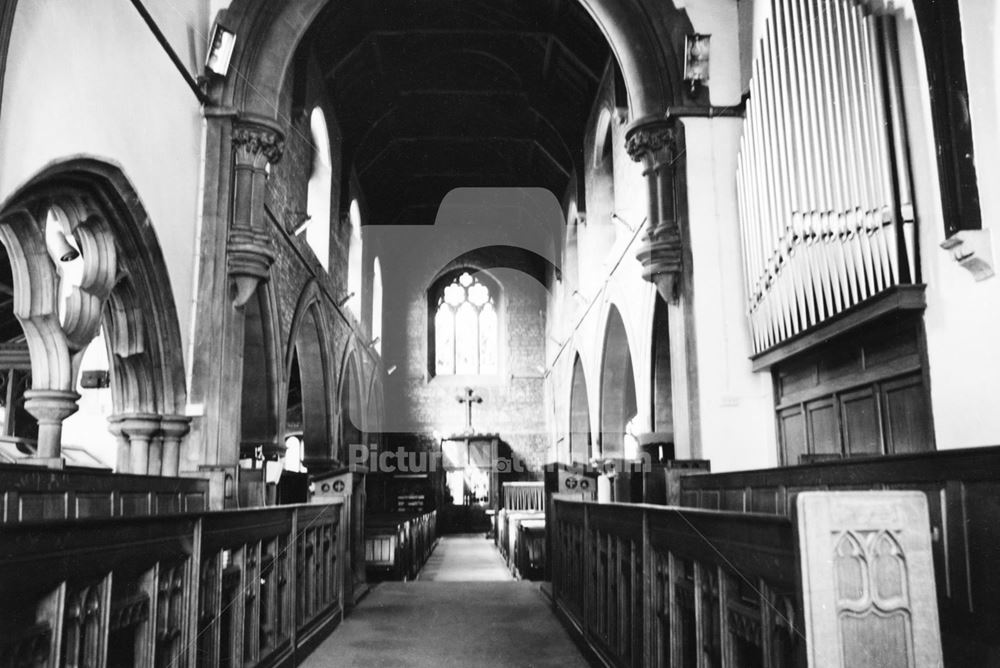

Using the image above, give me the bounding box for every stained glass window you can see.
[433,271,498,376]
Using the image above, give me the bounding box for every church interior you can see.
[0,0,998,665]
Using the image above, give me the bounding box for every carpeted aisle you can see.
[298,535,589,667]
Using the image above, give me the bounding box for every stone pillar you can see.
[228,119,283,307]
[116,414,162,475]
[159,415,192,477]
[626,117,700,458]
[22,389,80,468]
[626,117,683,304]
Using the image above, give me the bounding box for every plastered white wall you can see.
[0,0,205,384]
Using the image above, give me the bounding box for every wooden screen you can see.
[737,0,917,353]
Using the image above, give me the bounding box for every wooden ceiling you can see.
[304,0,610,225]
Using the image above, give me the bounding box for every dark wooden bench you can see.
[364,510,437,581]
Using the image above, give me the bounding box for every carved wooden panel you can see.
[797,491,942,667]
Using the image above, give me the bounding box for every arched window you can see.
[432,270,498,376]
[305,108,332,270]
[347,199,363,318]
[371,257,383,356]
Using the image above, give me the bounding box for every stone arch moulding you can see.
[0,158,190,471]
[365,370,384,452]
[214,0,687,124]
[283,280,334,465]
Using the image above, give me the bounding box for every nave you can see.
[302,535,587,668]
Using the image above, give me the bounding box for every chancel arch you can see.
[599,305,638,459]
[0,159,189,473]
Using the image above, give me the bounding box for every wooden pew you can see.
[514,519,545,580]
[678,446,1000,665]
[363,510,437,581]
[0,462,209,523]
[0,501,346,667]
[551,492,942,667]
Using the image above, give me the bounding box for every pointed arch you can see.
[0,159,189,467]
[216,0,689,125]
[569,353,593,464]
[599,305,638,459]
[337,343,364,463]
[239,283,282,460]
[284,280,333,466]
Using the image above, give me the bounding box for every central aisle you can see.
[299,534,590,667]
[418,533,513,581]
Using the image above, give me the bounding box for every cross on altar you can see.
[457,387,483,434]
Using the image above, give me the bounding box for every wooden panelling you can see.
[0,502,346,667]
[882,375,932,453]
[0,463,209,523]
[841,387,881,456]
[553,494,942,667]
[680,446,1000,665]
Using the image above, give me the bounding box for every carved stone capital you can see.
[23,389,80,425]
[23,388,80,465]
[232,124,284,168]
[625,118,678,171]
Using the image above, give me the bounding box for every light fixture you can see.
[337,291,355,307]
[387,365,398,375]
[205,13,236,77]
[683,33,711,94]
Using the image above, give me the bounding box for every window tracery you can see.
[433,271,498,376]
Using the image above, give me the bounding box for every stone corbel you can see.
[229,120,284,307]
[626,117,683,304]
[940,229,994,281]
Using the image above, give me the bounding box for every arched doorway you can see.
[599,306,637,459]
[569,354,592,464]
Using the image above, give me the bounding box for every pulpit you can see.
[438,433,500,533]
